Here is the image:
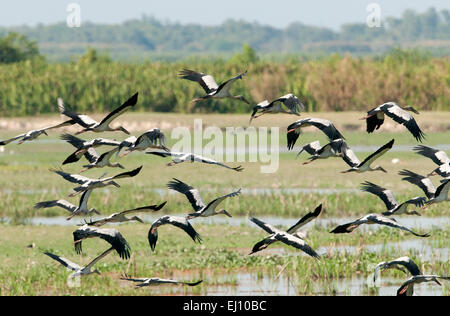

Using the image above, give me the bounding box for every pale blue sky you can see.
[1,0,449,29]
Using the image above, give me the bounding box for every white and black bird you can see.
[396,275,449,296]
[51,166,142,196]
[361,102,425,142]
[0,121,75,146]
[360,181,425,216]
[179,69,249,104]
[148,215,202,252]
[44,247,114,278]
[341,139,394,173]
[296,139,353,165]
[413,145,450,178]
[167,178,240,219]
[373,256,422,283]
[84,202,167,227]
[60,133,121,165]
[34,189,99,220]
[249,94,305,124]
[399,170,450,207]
[121,275,202,288]
[250,216,320,259]
[79,147,125,173]
[147,151,244,172]
[330,213,430,237]
[250,204,322,256]
[58,92,138,135]
[73,225,131,259]
[118,128,169,157]
[286,118,345,150]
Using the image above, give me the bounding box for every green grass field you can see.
[0,112,448,296]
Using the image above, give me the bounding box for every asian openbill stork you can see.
[250,204,322,256]
[179,69,250,104]
[0,120,75,146]
[84,202,167,227]
[73,225,131,259]
[413,145,449,178]
[296,139,353,165]
[121,275,202,288]
[167,178,240,219]
[147,151,244,172]
[360,181,425,216]
[330,213,430,237]
[78,147,125,173]
[249,94,305,124]
[148,215,202,252]
[51,166,142,197]
[286,118,345,150]
[118,128,169,157]
[361,102,425,142]
[58,92,138,135]
[44,247,114,278]
[341,139,394,173]
[34,189,99,220]
[373,256,422,283]
[396,275,449,296]
[250,216,320,259]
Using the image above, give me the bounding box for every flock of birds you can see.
[1,69,449,295]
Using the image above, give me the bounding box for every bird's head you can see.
[402,106,420,114]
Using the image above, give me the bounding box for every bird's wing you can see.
[250,236,276,254]
[34,200,77,213]
[84,148,100,164]
[330,215,368,234]
[402,197,427,208]
[60,104,98,128]
[396,277,416,296]
[162,216,203,243]
[78,189,93,210]
[275,94,305,113]
[413,145,450,166]
[84,247,115,270]
[381,104,425,142]
[98,92,138,127]
[179,69,218,93]
[146,151,173,158]
[358,139,394,168]
[120,201,167,216]
[399,169,436,199]
[360,181,398,210]
[0,133,27,145]
[391,257,422,276]
[341,142,361,167]
[110,166,143,180]
[369,214,430,237]
[203,189,241,212]
[365,109,384,133]
[40,120,76,132]
[215,70,247,95]
[51,169,91,184]
[120,277,149,283]
[434,164,450,178]
[286,204,323,233]
[274,232,320,259]
[434,179,450,199]
[97,147,119,163]
[195,154,244,172]
[297,141,322,158]
[44,252,81,271]
[153,278,203,286]
[250,217,280,235]
[307,118,345,141]
[167,178,206,212]
[60,133,86,149]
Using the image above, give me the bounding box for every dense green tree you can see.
[0,32,40,63]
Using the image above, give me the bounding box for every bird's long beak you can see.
[380,167,387,173]
[135,216,144,224]
[222,210,232,218]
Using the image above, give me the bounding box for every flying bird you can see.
[34,189,99,220]
[121,275,202,288]
[179,69,250,104]
[399,170,449,207]
[147,151,244,172]
[250,216,320,259]
[360,181,425,216]
[373,256,421,283]
[84,202,167,227]
[0,121,75,146]
[249,94,305,124]
[148,215,202,252]
[397,275,449,296]
[286,118,345,150]
[296,139,353,165]
[250,204,322,255]
[51,166,143,196]
[73,225,131,259]
[361,102,425,142]
[44,247,114,278]
[118,128,169,157]
[78,147,125,173]
[167,178,240,219]
[58,92,138,135]
[330,213,430,237]
[413,145,449,178]
[341,139,394,173]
